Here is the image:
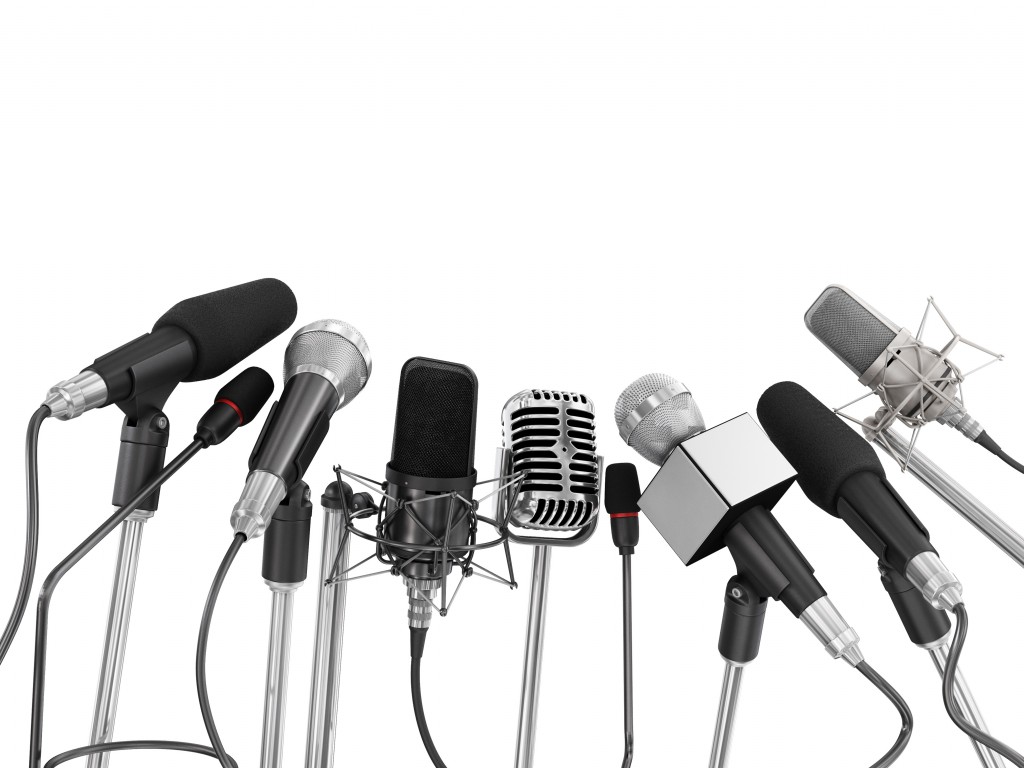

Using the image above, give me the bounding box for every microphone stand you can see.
[260,482,313,768]
[305,481,355,768]
[880,565,1005,768]
[708,576,766,768]
[88,394,174,768]
[514,544,553,768]
[869,418,1024,569]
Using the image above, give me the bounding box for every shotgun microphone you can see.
[44,278,297,420]
[230,320,372,540]
[757,381,964,612]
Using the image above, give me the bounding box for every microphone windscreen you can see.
[757,381,885,515]
[215,367,275,425]
[604,463,641,514]
[153,278,298,382]
[805,286,899,376]
[390,357,478,479]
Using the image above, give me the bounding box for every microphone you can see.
[605,463,641,554]
[616,373,864,665]
[804,285,984,439]
[757,381,964,612]
[43,278,297,420]
[501,389,601,536]
[381,357,478,629]
[230,320,372,540]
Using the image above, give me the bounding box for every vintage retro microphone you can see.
[497,389,602,768]
[374,357,479,768]
[198,319,371,768]
[32,278,298,768]
[805,284,1024,572]
[616,373,914,768]
[758,382,1024,768]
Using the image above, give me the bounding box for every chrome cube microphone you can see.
[501,389,602,768]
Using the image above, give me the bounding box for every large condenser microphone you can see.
[616,374,864,665]
[230,320,372,540]
[381,357,478,628]
[757,381,964,612]
[43,278,297,420]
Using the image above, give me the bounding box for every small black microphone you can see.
[605,463,641,554]
[43,278,297,420]
[757,381,963,611]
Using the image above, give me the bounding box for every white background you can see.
[2,3,1023,767]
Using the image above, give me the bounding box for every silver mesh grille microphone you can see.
[615,374,705,465]
[284,320,372,409]
[502,390,599,530]
[805,286,900,376]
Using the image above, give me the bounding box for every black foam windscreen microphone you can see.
[44,278,297,420]
[757,381,964,611]
[195,367,275,446]
[605,463,641,553]
[382,357,478,629]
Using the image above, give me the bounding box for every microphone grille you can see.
[284,320,372,409]
[391,358,478,479]
[805,286,899,376]
[502,390,600,531]
[615,374,705,465]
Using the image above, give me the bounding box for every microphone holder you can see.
[88,392,175,768]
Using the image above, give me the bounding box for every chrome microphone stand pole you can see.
[261,483,313,768]
[88,405,171,768]
[928,644,1004,768]
[305,481,355,768]
[708,576,766,768]
[514,544,552,768]
[869,418,1024,569]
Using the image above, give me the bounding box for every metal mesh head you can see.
[615,374,705,465]
[805,286,899,376]
[284,320,372,410]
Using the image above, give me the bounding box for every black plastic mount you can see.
[880,561,951,647]
[262,482,314,584]
[110,381,177,512]
[718,575,768,665]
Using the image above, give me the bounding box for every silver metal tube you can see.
[708,662,745,768]
[305,508,351,768]
[928,645,1006,768]
[873,427,1024,569]
[514,545,553,768]
[262,586,298,768]
[87,518,146,768]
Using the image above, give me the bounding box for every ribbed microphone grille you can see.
[284,320,371,409]
[805,286,898,376]
[502,390,599,531]
[391,358,477,479]
[615,374,705,465]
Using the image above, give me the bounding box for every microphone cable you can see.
[196,533,248,768]
[942,605,1024,767]
[976,432,1024,476]
[854,661,913,768]
[0,406,48,669]
[410,627,450,768]
[26,437,242,768]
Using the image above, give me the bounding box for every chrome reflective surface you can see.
[231,470,288,540]
[928,645,1005,768]
[905,551,964,611]
[799,597,864,666]
[45,370,107,421]
[514,545,552,768]
[708,662,744,768]
[262,586,297,768]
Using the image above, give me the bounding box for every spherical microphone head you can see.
[804,285,900,377]
[757,381,885,515]
[153,278,298,382]
[214,366,275,425]
[283,320,372,410]
[615,373,705,465]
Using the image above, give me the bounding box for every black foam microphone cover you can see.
[389,357,478,480]
[756,381,885,515]
[215,366,275,425]
[605,462,641,552]
[153,277,298,382]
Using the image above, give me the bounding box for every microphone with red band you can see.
[197,367,275,446]
[605,463,641,554]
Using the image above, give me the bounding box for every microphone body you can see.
[231,320,371,540]
[758,381,964,611]
[44,278,297,420]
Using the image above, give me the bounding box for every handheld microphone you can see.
[757,381,964,611]
[381,357,478,628]
[230,320,372,540]
[43,278,297,420]
[616,373,864,665]
[605,463,641,554]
